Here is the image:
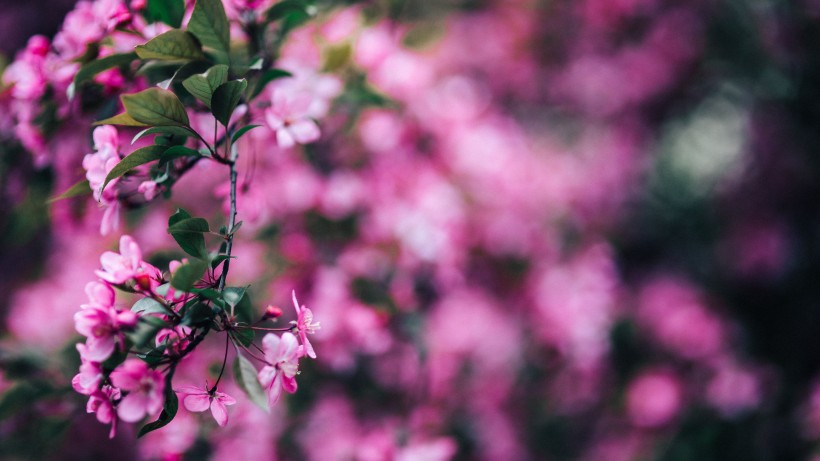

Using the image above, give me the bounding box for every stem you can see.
[217,137,238,292]
[210,333,231,393]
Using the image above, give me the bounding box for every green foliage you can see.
[187,0,231,64]
[233,353,269,411]
[182,64,229,108]
[144,0,186,28]
[231,124,261,143]
[101,145,165,191]
[94,112,149,127]
[212,79,248,126]
[128,316,169,349]
[131,297,169,315]
[249,68,292,99]
[46,179,90,204]
[135,30,205,61]
[170,260,209,291]
[72,52,137,92]
[132,126,194,145]
[122,88,191,127]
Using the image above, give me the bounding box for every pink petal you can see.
[266,373,284,406]
[292,290,301,315]
[276,127,295,149]
[288,119,320,144]
[183,393,211,413]
[210,400,229,426]
[117,393,147,422]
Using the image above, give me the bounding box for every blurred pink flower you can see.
[626,369,683,428]
[265,89,321,148]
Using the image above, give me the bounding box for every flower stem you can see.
[218,134,238,292]
[210,332,231,393]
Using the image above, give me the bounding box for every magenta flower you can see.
[264,90,321,149]
[95,235,161,289]
[86,385,120,439]
[72,344,103,395]
[176,385,237,427]
[74,284,137,362]
[109,359,165,423]
[258,332,302,406]
[290,290,320,359]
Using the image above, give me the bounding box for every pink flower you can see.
[176,385,237,427]
[74,284,138,362]
[87,385,121,438]
[290,290,320,359]
[264,90,321,149]
[95,235,162,289]
[138,180,159,200]
[109,359,165,423]
[258,332,302,406]
[72,344,104,395]
[626,369,683,428]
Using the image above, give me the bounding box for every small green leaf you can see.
[231,125,261,143]
[47,179,91,204]
[138,371,178,437]
[131,297,168,315]
[168,208,192,227]
[135,30,205,62]
[122,87,190,127]
[132,126,194,144]
[101,145,165,191]
[223,287,253,324]
[181,303,214,326]
[73,52,137,89]
[159,145,202,166]
[94,112,149,127]
[187,0,230,64]
[211,79,248,126]
[250,68,292,99]
[170,260,208,291]
[233,353,269,412]
[265,0,310,22]
[232,328,254,347]
[168,217,210,234]
[145,0,186,28]
[182,64,229,108]
[128,316,168,348]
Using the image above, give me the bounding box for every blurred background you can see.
[2,0,820,460]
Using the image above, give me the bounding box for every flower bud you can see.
[264,305,283,320]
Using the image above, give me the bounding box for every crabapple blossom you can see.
[258,332,302,406]
[176,385,237,427]
[94,235,161,289]
[264,89,321,149]
[109,359,165,423]
[291,290,320,359]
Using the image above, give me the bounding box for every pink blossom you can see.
[74,282,137,362]
[176,385,237,427]
[138,180,159,200]
[291,290,320,359]
[264,89,321,149]
[258,332,302,406]
[95,235,162,289]
[109,359,165,422]
[87,386,121,438]
[72,344,104,395]
[626,369,683,428]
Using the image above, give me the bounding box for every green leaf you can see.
[231,328,254,347]
[159,145,202,166]
[94,112,149,127]
[223,287,253,324]
[170,260,208,291]
[233,353,269,412]
[47,179,91,204]
[170,230,208,259]
[135,30,205,62]
[265,0,310,22]
[145,0,186,28]
[168,217,210,234]
[181,303,214,326]
[168,208,192,227]
[211,79,248,126]
[131,297,168,315]
[182,64,229,108]
[132,126,194,144]
[73,52,137,89]
[122,87,190,127]
[250,68,292,99]
[101,145,165,192]
[231,124,261,143]
[138,371,178,437]
[187,0,230,64]
[128,316,168,348]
